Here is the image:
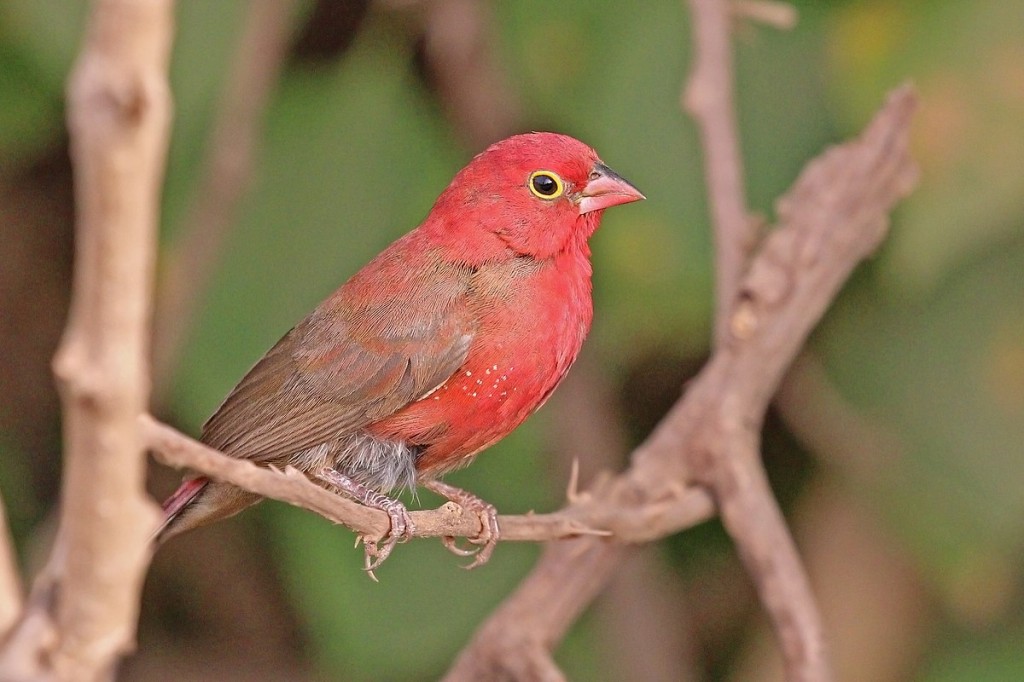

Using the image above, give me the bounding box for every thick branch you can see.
[0,1,172,679]
[0,492,21,640]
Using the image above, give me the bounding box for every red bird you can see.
[158,132,643,570]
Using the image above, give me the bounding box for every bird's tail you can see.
[154,476,210,543]
[155,476,263,544]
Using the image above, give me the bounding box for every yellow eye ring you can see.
[528,170,565,200]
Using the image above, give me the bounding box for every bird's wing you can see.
[200,267,476,464]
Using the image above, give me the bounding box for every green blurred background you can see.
[1,0,1023,680]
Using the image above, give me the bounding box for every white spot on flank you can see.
[492,364,498,371]
[465,370,472,377]
[471,392,477,397]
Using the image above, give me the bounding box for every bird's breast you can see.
[368,251,594,474]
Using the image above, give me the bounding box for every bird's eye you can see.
[528,170,564,200]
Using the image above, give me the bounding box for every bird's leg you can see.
[317,467,415,574]
[422,479,500,569]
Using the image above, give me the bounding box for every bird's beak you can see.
[578,163,645,215]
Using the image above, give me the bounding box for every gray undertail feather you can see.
[290,431,419,495]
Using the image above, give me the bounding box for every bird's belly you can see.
[370,322,586,476]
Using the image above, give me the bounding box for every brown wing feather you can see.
[201,257,477,464]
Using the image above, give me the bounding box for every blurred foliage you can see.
[921,624,1024,681]
[1,0,1023,680]
[818,0,1024,624]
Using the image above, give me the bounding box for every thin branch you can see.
[0,1,173,679]
[152,0,300,395]
[444,86,918,681]
[141,414,711,546]
[0,491,21,640]
[683,0,753,349]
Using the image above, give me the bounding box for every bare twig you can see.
[697,84,918,682]
[152,0,299,394]
[444,86,917,681]
[0,1,173,679]
[142,413,710,547]
[683,0,753,349]
[0,491,21,639]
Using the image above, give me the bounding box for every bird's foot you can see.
[318,467,415,578]
[423,479,500,569]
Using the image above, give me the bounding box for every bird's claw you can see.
[425,480,500,570]
[319,468,500,574]
[439,536,479,557]
[362,497,415,577]
[318,467,414,579]
[458,501,499,570]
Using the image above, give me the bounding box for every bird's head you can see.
[427,132,644,262]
